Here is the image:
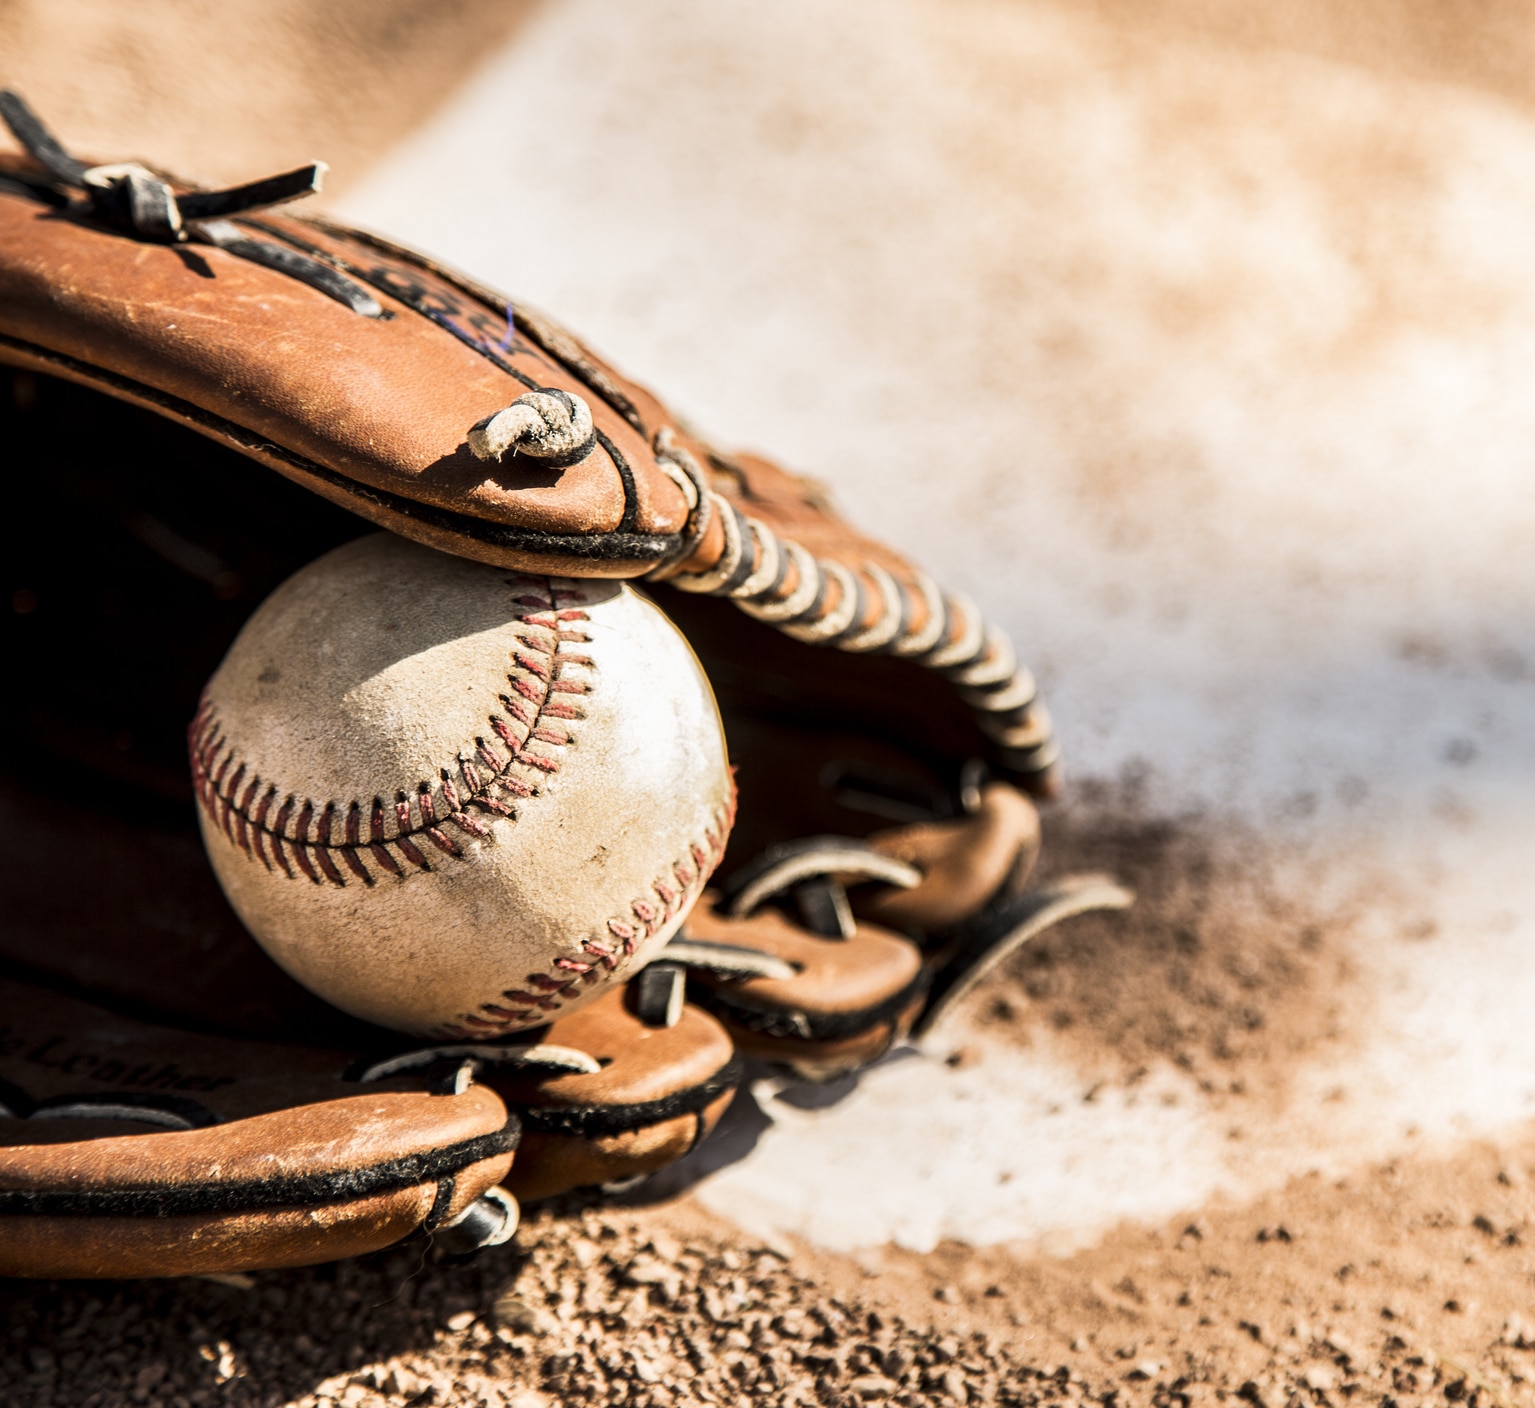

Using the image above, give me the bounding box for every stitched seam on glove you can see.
[0,1119,520,1218]
[290,214,652,439]
[689,969,930,1043]
[514,1053,744,1139]
[0,332,683,565]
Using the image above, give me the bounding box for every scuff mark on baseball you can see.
[189,532,734,1037]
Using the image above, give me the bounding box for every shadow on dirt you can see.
[0,1237,533,1408]
[963,774,1368,1106]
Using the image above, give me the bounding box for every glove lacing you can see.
[0,90,382,317]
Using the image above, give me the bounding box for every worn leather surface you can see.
[506,1092,736,1205]
[859,783,1041,934]
[494,987,737,1111]
[665,717,1041,1073]
[685,902,922,1020]
[488,987,738,1202]
[0,977,515,1277]
[681,899,926,1078]
[656,610,1026,836]
[715,996,927,1079]
[703,715,1040,916]
[0,156,691,576]
[0,770,386,1046]
[1,1193,437,1280]
[0,977,503,1139]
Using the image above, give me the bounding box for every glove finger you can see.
[482,984,740,1203]
[857,781,1043,935]
[0,975,517,1279]
[676,897,926,1083]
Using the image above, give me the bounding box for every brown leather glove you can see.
[0,90,1057,800]
[0,358,741,1276]
[653,715,1130,1082]
[0,760,741,1279]
[0,94,1118,1267]
[0,962,742,1279]
[0,975,520,1280]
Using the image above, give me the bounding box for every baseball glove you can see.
[655,642,1131,1081]
[0,94,1126,1271]
[0,90,1055,795]
[0,362,742,1276]
[0,973,521,1280]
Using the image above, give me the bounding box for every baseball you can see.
[190,533,733,1037]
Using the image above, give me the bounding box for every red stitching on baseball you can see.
[450,811,490,839]
[428,795,735,1039]
[340,848,373,886]
[314,846,344,887]
[191,576,594,888]
[499,990,557,1011]
[292,843,320,885]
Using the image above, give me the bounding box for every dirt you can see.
[984,802,1359,1101]
[7,1133,1535,1408]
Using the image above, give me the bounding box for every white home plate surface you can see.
[338,0,1535,1254]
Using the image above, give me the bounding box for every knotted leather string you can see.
[0,90,381,316]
